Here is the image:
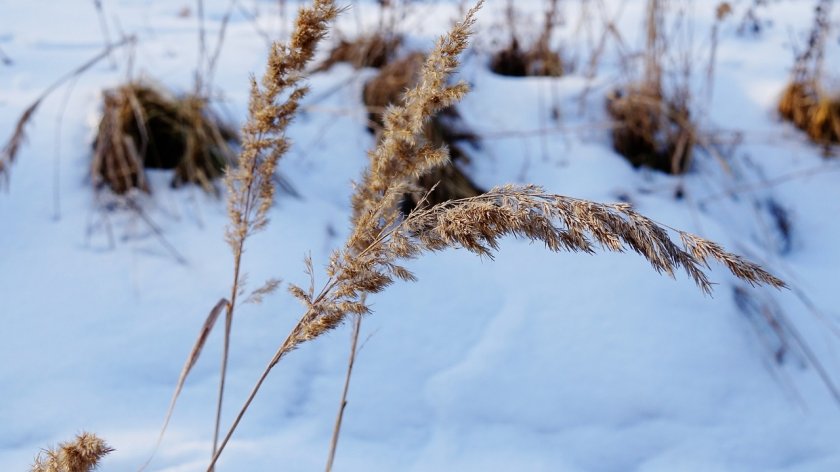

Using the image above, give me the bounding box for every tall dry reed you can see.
[214,0,339,464]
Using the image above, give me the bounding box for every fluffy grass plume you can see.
[211,0,339,466]
[31,433,113,472]
[362,52,483,209]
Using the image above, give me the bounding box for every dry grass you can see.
[779,81,840,148]
[213,0,339,465]
[316,33,401,71]
[31,433,113,472]
[136,2,340,470]
[607,83,695,174]
[605,0,700,174]
[490,0,565,77]
[91,82,236,195]
[362,52,482,210]
[202,1,783,469]
[778,0,838,148]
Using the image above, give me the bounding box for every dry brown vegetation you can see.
[607,83,695,174]
[192,1,783,469]
[490,0,565,77]
[31,433,113,472]
[606,0,699,174]
[317,33,401,71]
[779,81,840,147]
[778,0,838,148]
[92,82,236,195]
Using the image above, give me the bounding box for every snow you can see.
[1,0,840,471]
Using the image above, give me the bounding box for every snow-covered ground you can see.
[2,1,840,470]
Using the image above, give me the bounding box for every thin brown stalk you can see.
[205,0,237,92]
[196,0,208,93]
[209,0,339,467]
[325,311,362,472]
[141,299,229,471]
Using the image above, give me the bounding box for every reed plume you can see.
[31,433,113,472]
[214,0,338,464]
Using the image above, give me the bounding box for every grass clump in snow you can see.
[489,0,565,77]
[316,0,406,72]
[607,83,694,174]
[92,82,236,195]
[778,0,838,149]
[606,0,699,174]
[779,81,840,147]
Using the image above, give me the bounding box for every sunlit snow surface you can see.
[1,1,840,470]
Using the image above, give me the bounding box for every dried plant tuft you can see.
[779,81,839,148]
[92,82,237,195]
[606,0,698,174]
[778,0,838,148]
[607,84,695,174]
[490,0,565,77]
[31,432,113,472]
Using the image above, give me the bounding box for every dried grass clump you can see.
[489,0,564,77]
[779,82,840,147]
[92,82,236,195]
[31,432,113,472]
[316,33,401,71]
[606,0,698,174]
[777,0,838,148]
[607,84,695,174]
[490,38,564,78]
[362,52,482,210]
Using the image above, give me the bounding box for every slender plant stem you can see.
[210,252,240,471]
[325,312,362,472]
[207,320,303,472]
